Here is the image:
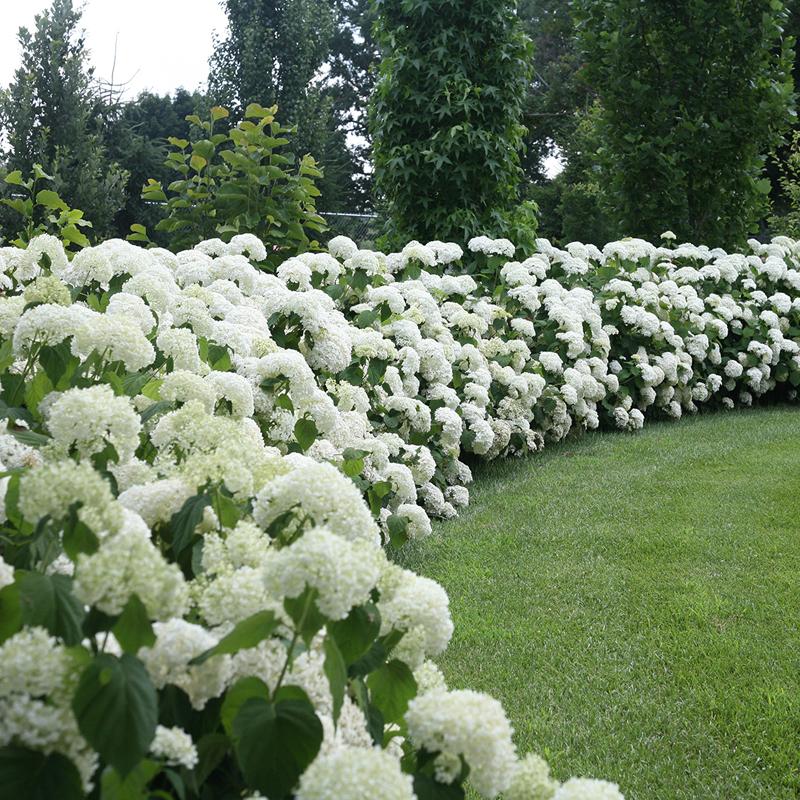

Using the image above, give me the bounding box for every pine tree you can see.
[0,0,127,239]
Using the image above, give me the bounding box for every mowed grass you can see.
[399,407,800,800]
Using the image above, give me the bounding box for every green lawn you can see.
[399,407,800,800]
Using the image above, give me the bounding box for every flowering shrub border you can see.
[1,227,798,799]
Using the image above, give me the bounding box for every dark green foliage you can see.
[208,0,364,210]
[370,0,538,250]
[328,0,381,209]
[518,0,591,185]
[0,0,127,240]
[104,89,209,239]
[140,104,326,259]
[575,0,795,246]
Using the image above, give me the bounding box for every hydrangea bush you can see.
[1,226,799,798]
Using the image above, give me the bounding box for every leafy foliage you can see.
[0,0,127,239]
[208,0,365,211]
[138,104,326,260]
[2,164,92,250]
[370,0,538,251]
[575,0,796,246]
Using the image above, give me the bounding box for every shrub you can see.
[1,164,92,250]
[136,104,327,263]
[0,224,799,798]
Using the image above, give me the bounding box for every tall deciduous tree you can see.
[370,0,537,250]
[0,0,127,239]
[576,0,795,246]
[209,0,368,211]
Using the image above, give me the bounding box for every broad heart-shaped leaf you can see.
[232,691,323,797]
[112,594,155,654]
[221,677,271,736]
[323,635,347,725]
[327,603,381,666]
[387,513,410,548]
[366,659,417,725]
[72,653,158,776]
[17,572,85,646]
[293,417,318,452]
[189,610,279,665]
[0,746,83,800]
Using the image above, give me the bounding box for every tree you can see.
[0,0,127,239]
[576,0,795,246]
[209,0,347,206]
[370,0,537,251]
[327,0,381,208]
[104,89,208,238]
[518,0,589,185]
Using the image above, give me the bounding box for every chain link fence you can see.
[321,211,382,248]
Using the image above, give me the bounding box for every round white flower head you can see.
[73,519,189,619]
[328,235,359,261]
[405,688,517,798]
[19,460,124,535]
[506,753,559,800]
[46,385,142,463]
[150,725,198,769]
[138,619,232,710]
[378,564,453,667]
[296,746,416,800]
[262,526,385,620]
[253,457,380,545]
[552,778,625,800]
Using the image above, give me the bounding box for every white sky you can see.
[0,0,229,98]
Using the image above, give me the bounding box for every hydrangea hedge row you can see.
[0,228,798,799]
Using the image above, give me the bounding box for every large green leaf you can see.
[293,417,318,452]
[220,677,271,736]
[17,572,85,646]
[232,689,323,797]
[111,594,155,654]
[327,603,381,665]
[72,653,158,776]
[169,493,211,555]
[0,747,83,800]
[99,760,159,800]
[366,659,417,724]
[323,635,347,725]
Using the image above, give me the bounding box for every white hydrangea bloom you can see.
[296,746,415,800]
[405,689,517,798]
[150,725,198,769]
[263,526,384,620]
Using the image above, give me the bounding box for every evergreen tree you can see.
[370,0,537,250]
[576,0,795,246]
[0,0,127,239]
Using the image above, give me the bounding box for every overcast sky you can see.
[0,0,229,98]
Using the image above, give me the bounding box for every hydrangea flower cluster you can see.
[2,227,797,797]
